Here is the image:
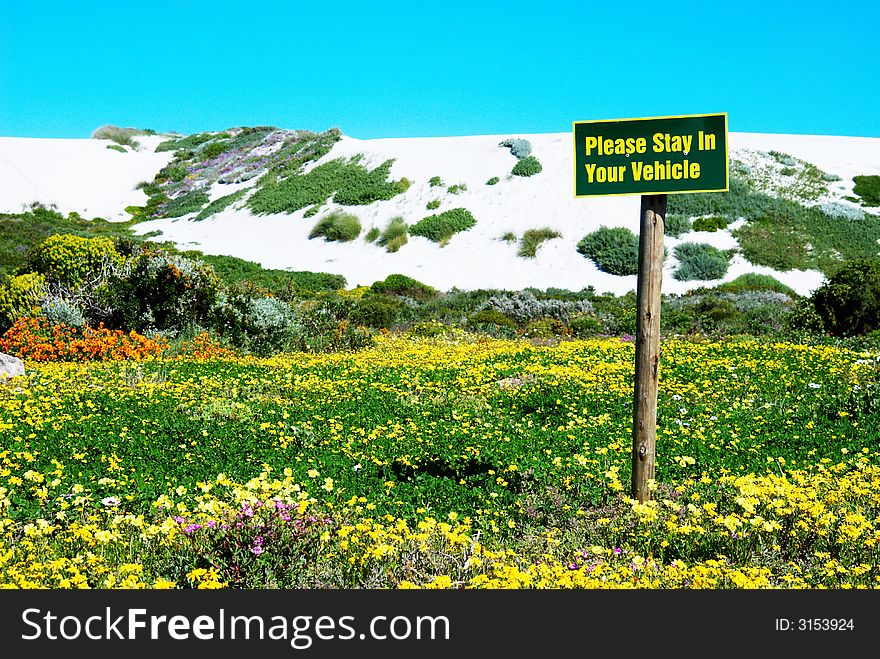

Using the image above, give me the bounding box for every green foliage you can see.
[156,164,187,183]
[576,227,639,276]
[569,313,603,337]
[853,175,880,206]
[200,141,230,160]
[426,199,441,210]
[155,132,215,152]
[98,247,220,336]
[211,294,298,356]
[518,228,561,258]
[511,156,542,177]
[429,176,443,187]
[364,227,380,242]
[811,259,880,336]
[194,190,246,221]
[303,205,322,218]
[500,231,517,244]
[785,298,825,335]
[377,217,409,253]
[27,234,121,287]
[486,177,500,186]
[349,296,406,329]
[692,216,730,232]
[467,309,516,329]
[410,208,476,245]
[249,158,407,214]
[370,274,436,301]
[0,207,141,281]
[673,243,731,281]
[160,189,210,218]
[106,144,127,153]
[716,274,796,296]
[447,183,467,194]
[663,214,691,238]
[309,210,361,242]
[0,273,46,329]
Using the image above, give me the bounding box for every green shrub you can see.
[211,294,298,356]
[811,258,880,335]
[410,208,476,244]
[716,274,796,296]
[518,228,561,258]
[249,157,407,214]
[364,227,380,242]
[194,190,246,221]
[377,217,409,253]
[673,243,730,281]
[511,156,542,177]
[156,164,188,183]
[486,177,500,186]
[692,216,730,232]
[522,318,568,339]
[160,189,210,218]
[303,205,322,218]
[448,183,467,194]
[0,273,46,329]
[98,248,220,336]
[429,176,443,187]
[106,144,127,153]
[426,199,441,210]
[500,231,517,243]
[370,274,436,301]
[569,313,603,337]
[309,211,361,242]
[200,141,230,160]
[350,297,405,329]
[663,214,691,238]
[467,309,516,329]
[27,234,121,287]
[576,227,639,276]
[853,175,880,206]
[155,132,215,152]
[785,298,825,335]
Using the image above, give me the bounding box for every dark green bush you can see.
[350,297,405,329]
[811,258,880,335]
[429,176,443,187]
[200,141,230,160]
[155,133,215,152]
[410,208,476,244]
[663,214,692,238]
[576,227,639,276]
[673,243,730,281]
[692,216,730,232]
[426,199,441,210]
[569,313,603,337]
[447,184,467,194]
[309,211,361,242]
[486,177,500,186]
[467,309,516,329]
[98,248,220,335]
[364,227,380,242]
[853,175,880,206]
[511,156,542,177]
[370,274,436,301]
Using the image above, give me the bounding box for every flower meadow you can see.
[1,335,879,589]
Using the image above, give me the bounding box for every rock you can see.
[0,352,24,380]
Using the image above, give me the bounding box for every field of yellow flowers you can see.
[1,336,879,588]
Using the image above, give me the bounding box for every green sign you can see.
[573,113,728,197]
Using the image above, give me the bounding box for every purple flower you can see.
[613,547,622,555]
[251,545,264,556]
[183,523,202,533]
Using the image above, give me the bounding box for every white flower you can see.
[808,383,821,389]
[101,496,120,507]
[353,464,362,472]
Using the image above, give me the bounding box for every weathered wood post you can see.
[631,194,666,502]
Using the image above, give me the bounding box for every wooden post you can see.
[631,194,666,502]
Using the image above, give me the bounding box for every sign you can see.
[573,113,728,197]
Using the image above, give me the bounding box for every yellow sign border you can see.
[572,112,729,198]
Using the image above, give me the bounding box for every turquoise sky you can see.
[1,0,877,138]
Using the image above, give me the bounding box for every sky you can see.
[1,0,877,139]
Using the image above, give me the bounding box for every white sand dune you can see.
[1,130,878,296]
